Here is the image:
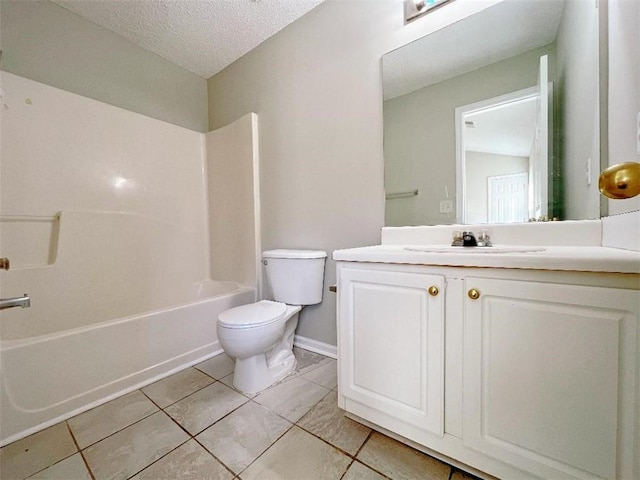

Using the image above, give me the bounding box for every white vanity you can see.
[333,217,640,480]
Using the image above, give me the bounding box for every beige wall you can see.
[556,0,601,220]
[384,45,552,227]
[0,0,208,132]
[207,0,500,346]
[608,0,640,215]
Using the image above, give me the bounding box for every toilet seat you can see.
[218,300,286,329]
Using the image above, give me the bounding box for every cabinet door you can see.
[463,277,639,480]
[339,268,445,438]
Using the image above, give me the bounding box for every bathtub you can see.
[0,280,255,446]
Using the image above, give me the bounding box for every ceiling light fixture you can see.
[404,0,455,24]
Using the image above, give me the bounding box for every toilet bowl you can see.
[217,300,302,394]
[216,249,326,394]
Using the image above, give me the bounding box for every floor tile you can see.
[164,382,248,435]
[0,348,470,480]
[197,401,291,474]
[219,373,258,398]
[342,461,388,480]
[27,453,91,480]
[291,347,333,377]
[356,432,451,480]
[301,358,338,389]
[240,426,351,480]
[83,411,189,480]
[130,439,233,480]
[68,390,158,448]
[195,354,235,379]
[253,376,329,422]
[0,422,77,480]
[141,367,214,408]
[298,391,371,455]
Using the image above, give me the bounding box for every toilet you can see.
[216,249,327,394]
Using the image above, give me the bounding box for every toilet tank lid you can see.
[262,249,327,259]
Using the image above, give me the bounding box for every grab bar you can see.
[0,294,31,311]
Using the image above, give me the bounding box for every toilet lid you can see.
[218,300,287,329]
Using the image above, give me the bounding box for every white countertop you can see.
[332,245,640,274]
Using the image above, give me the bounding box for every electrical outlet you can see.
[440,200,453,214]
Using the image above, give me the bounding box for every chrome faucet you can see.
[462,231,478,247]
[477,229,492,247]
[0,294,31,311]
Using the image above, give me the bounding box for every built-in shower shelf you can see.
[0,214,60,268]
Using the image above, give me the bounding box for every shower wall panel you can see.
[0,72,210,339]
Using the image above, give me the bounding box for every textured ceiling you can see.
[466,96,537,157]
[383,0,565,100]
[52,0,325,79]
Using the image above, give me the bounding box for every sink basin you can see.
[404,246,546,254]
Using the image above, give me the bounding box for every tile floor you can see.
[0,348,478,480]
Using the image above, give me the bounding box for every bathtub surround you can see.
[0,72,261,339]
[206,114,262,294]
[0,73,259,445]
[0,72,208,339]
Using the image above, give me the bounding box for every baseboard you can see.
[293,335,337,359]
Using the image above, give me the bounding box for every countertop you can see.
[332,245,640,274]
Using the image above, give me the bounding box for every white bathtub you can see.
[0,280,255,446]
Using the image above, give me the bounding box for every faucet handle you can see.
[477,229,492,247]
[451,230,463,247]
[462,231,477,247]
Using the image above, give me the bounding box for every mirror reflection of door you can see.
[488,172,528,223]
[457,55,551,224]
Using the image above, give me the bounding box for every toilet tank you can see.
[262,249,327,305]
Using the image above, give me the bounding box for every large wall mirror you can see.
[383,0,605,226]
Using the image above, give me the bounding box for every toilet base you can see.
[233,350,297,394]
[231,307,301,394]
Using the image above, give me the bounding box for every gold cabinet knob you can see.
[0,258,9,271]
[468,288,480,300]
[428,286,439,296]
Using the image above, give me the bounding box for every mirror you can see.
[383,0,603,226]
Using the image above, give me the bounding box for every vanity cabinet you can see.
[336,262,640,480]
[462,277,638,480]
[338,268,445,441]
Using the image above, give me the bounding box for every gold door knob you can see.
[598,162,640,199]
[468,288,480,300]
[428,286,439,296]
[0,258,9,270]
